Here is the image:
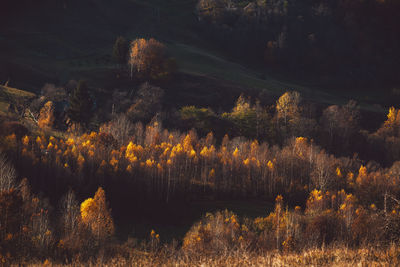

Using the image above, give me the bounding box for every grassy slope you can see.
[0,85,36,115]
[126,0,357,107]
[0,0,383,112]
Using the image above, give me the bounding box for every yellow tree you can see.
[276,91,301,126]
[38,101,55,130]
[129,38,147,77]
[80,187,115,244]
[382,107,400,136]
[384,107,400,128]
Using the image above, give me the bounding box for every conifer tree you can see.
[67,80,93,125]
[112,36,129,67]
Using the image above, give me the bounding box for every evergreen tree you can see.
[112,36,129,67]
[67,80,93,125]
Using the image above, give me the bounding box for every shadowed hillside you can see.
[0,0,388,110]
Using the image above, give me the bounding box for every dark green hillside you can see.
[0,0,387,110]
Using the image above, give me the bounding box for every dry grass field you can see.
[27,246,400,266]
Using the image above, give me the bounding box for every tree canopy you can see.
[128,38,176,80]
[67,80,93,125]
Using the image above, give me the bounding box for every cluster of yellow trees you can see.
[0,152,114,261]
[2,104,400,263]
[2,107,400,204]
[0,157,115,262]
[3,133,118,260]
[183,188,400,253]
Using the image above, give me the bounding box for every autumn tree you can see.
[182,210,245,254]
[276,91,301,126]
[128,38,176,80]
[38,101,55,130]
[225,94,256,131]
[112,36,129,67]
[222,95,270,138]
[67,80,93,126]
[377,106,400,137]
[80,187,114,244]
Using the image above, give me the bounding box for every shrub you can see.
[182,210,253,254]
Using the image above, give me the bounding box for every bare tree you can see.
[311,151,334,191]
[321,101,360,149]
[100,114,134,145]
[321,105,340,145]
[60,189,79,238]
[0,151,16,191]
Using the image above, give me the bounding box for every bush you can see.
[183,210,253,254]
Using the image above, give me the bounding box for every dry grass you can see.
[26,246,400,266]
[0,101,9,115]
[0,85,36,99]
[0,85,36,115]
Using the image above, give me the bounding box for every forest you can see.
[1,0,400,266]
[195,0,400,91]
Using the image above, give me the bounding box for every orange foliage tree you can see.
[80,187,115,244]
[38,101,55,130]
[129,38,176,80]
